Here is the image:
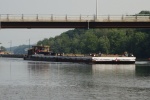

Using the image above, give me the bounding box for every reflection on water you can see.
[0,58,150,100]
[136,65,150,77]
[92,63,150,79]
[92,64,135,75]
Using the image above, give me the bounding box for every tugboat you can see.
[24,45,55,60]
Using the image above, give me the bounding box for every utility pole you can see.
[8,41,12,54]
[29,39,30,49]
[96,0,98,20]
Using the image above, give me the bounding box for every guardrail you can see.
[0,14,150,22]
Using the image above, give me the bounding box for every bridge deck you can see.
[0,14,150,28]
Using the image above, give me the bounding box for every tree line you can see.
[37,28,150,58]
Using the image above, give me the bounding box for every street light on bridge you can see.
[96,0,98,20]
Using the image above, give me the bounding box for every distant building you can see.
[0,50,5,54]
[0,50,9,54]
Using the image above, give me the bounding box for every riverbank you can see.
[0,54,24,58]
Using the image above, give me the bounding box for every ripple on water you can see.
[0,58,150,100]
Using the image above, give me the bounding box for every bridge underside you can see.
[1,22,150,28]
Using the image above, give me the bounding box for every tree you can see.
[139,10,150,15]
[107,29,127,54]
[84,31,98,53]
[98,36,110,54]
[0,46,6,51]
[127,32,148,57]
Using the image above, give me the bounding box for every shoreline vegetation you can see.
[37,27,150,58]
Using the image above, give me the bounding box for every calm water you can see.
[0,58,150,100]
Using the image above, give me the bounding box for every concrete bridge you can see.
[0,14,150,28]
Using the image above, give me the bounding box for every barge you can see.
[24,55,136,64]
[24,46,136,64]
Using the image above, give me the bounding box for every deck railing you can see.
[0,14,150,22]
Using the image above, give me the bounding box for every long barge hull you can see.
[24,55,136,64]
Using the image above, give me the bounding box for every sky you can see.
[0,0,150,48]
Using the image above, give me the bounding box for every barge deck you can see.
[24,55,136,64]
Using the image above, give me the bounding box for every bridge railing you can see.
[0,14,150,22]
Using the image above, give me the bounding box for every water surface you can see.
[0,58,150,100]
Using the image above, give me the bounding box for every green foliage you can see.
[36,28,150,58]
[98,36,110,54]
[0,46,6,51]
[139,10,150,15]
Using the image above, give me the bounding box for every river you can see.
[0,58,150,100]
